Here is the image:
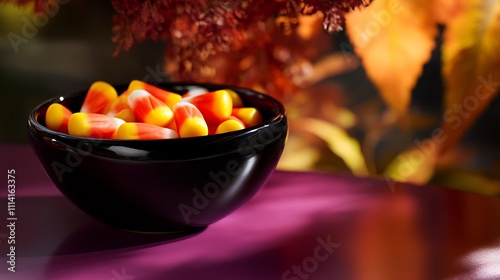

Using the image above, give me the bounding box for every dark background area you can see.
[0,1,166,143]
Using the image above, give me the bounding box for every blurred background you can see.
[0,1,166,143]
[1,0,499,196]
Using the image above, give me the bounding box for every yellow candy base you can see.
[179,118,208,138]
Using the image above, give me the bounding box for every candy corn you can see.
[128,90,174,127]
[68,112,125,139]
[173,102,208,138]
[45,80,264,139]
[104,97,136,122]
[115,123,178,140]
[81,81,118,114]
[231,107,263,127]
[226,89,243,108]
[45,103,72,134]
[167,119,178,132]
[113,109,136,123]
[186,90,232,124]
[128,80,182,109]
[215,116,246,134]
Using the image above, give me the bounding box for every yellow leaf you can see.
[294,118,369,176]
[345,0,437,116]
[440,0,500,153]
[0,3,35,32]
[383,144,438,184]
[432,169,500,197]
[277,134,321,171]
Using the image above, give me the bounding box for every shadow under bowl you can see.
[27,83,287,232]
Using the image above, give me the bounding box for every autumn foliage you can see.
[110,0,371,99]
[347,0,500,185]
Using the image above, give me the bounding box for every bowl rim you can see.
[28,82,287,145]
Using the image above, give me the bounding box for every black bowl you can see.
[27,83,287,232]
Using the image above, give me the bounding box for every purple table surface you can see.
[1,144,500,280]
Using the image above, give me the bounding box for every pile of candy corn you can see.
[45,81,263,140]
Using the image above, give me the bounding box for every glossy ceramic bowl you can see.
[28,83,287,232]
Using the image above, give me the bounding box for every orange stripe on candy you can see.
[115,123,178,140]
[173,102,208,138]
[128,80,182,109]
[81,81,118,114]
[186,90,232,124]
[45,103,72,134]
[68,112,124,139]
[128,90,174,127]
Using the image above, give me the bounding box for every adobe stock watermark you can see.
[111,267,135,280]
[282,235,340,280]
[142,64,169,85]
[339,0,403,60]
[7,0,69,54]
[178,120,287,224]
[384,74,500,190]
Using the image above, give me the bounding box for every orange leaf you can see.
[345,0,437,116]
[440,0,500,153]
[432,0,467,24]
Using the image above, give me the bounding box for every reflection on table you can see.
[0,144,499,280]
